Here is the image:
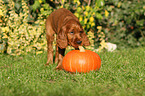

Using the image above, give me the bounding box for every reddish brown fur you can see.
[45,8,90,69]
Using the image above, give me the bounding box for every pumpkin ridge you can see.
[87,51,90,72]
[92,52,95,70]
[69,55,73,72]
[74,50,83,58]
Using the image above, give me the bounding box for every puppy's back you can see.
[48,8,78,33]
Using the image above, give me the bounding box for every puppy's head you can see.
[57,19,90,49]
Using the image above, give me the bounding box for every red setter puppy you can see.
[45,8,90,69]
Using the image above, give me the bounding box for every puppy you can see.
[45,8,90,69]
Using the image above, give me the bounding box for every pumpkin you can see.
[62,46,101,73]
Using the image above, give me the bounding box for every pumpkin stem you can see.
[79,46,85,52]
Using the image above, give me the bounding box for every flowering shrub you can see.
[1,0,143,55]
[0,0,107,55]
[0,0,46,55]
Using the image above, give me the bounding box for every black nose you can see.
[76,41,82,44]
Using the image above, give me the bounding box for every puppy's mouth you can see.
[70,40,83,48]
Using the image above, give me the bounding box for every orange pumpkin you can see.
[62,46,101,73]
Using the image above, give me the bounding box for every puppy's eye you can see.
[70,32,74,34]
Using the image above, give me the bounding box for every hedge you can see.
[0,0,144,55]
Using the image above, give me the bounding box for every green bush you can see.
[0,0,144,55]
[30,0,145,49]
[31,0,145,49]
[0,0,46,55]
[99,0,145,49]
[0,0,106,55]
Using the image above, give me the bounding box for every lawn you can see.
[0,47,144,96]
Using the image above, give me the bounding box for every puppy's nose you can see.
[76,41,82,44]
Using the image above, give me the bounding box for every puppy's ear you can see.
[57,27,68,49]
[82,32,90,46]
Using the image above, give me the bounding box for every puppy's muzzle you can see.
[76,41,82,44]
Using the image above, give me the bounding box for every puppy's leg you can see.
[45,33,54,65]
[55,44,58,64]
[45,18,55,65]
[56,47,65,69]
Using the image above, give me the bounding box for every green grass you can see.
[0,47,145,96]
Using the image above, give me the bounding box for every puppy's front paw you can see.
[55,64,63,70]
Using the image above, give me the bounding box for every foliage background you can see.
[0,0,145,55]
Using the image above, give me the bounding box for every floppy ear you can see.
[57,27,68,49]
[82,32,90,46]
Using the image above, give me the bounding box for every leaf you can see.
[32,0,40,11]
[43,4,49,9]
[136,20,144,26]
[96,13,103,19]
[15,3,21,10]
[96,0,104,7]
[117,2,122,8]
[77,7,82,13]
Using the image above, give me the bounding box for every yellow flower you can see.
[74,13,79,17]
[100,40,107,48]
[40,8,44,12]
[36,51,43,55]
[98,34,101,37]
[2,33,8,38]
[7,48,12,54]
[82,6,85,10]
[84,18,88,24]
[74,0,77,3]
[90,17,94,22]
[0,10,4,16]
[85,11,88,16]
[105,10,109,17]
[79,17,83,21]
[97,26,102,30]
[60,5,63,8]
[62,0,65,4]
[77,1,80,5]
[0,19,2,22]
[39,0,42,3]
[2,27,9,32]
[101,32,105,35]
[91,23,95,27]
[1,27,5,32]
[92,12,95,15]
